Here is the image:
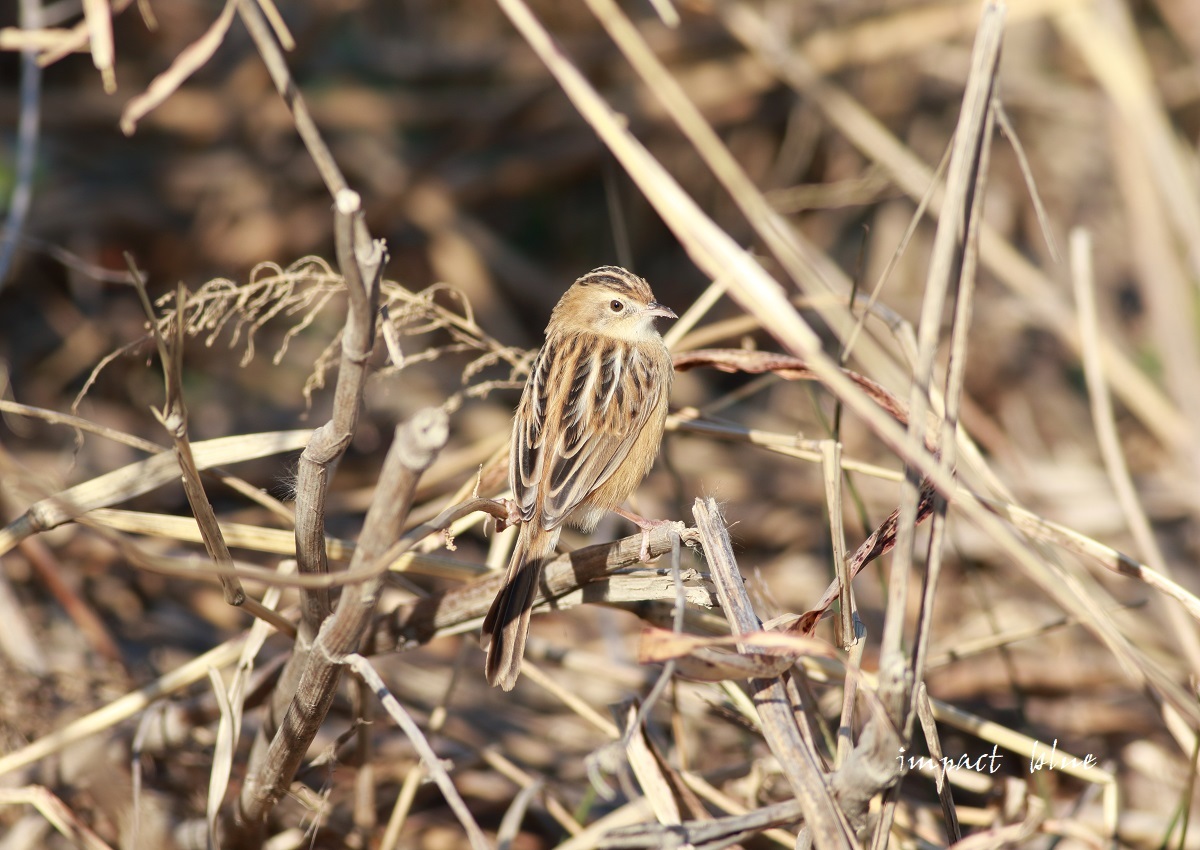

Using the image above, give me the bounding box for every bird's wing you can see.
[535,336,663,529]
[510,344,550,523]
[511,334,664,530]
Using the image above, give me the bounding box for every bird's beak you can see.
[644,300,677,320]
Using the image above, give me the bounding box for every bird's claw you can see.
[494,498,524,534]
[633,517,678,563]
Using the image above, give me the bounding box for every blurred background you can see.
[2,0,1200,847]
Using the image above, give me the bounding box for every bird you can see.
[481,265,677,690]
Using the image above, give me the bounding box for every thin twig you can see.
[908,65,998,733]
[131,266,245,606]
[1069,228,1200,672]
[346,652,490,850]
[880,2,1003,727]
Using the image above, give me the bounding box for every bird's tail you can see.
[482,524,559,690]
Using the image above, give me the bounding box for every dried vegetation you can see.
[2,0,1200,848]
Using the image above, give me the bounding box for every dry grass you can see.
[2,0,1200,848]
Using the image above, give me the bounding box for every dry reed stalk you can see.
[692,496,852,850]
[4,0,1200,846]
[222,2,392,838]
[718,0,1189,449]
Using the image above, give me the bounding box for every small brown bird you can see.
[482,266,677,690]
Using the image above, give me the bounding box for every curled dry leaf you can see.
[673,348,909,427]
[792,479,937,636]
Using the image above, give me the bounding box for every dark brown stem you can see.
[231,409,448,839]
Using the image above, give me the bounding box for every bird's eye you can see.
[610,300,624,312]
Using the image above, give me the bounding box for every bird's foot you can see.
[613,507,678,562]
[494,498,524,534]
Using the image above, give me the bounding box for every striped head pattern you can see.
[547,266,676,343]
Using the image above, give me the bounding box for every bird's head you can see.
[548,266,676,342]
